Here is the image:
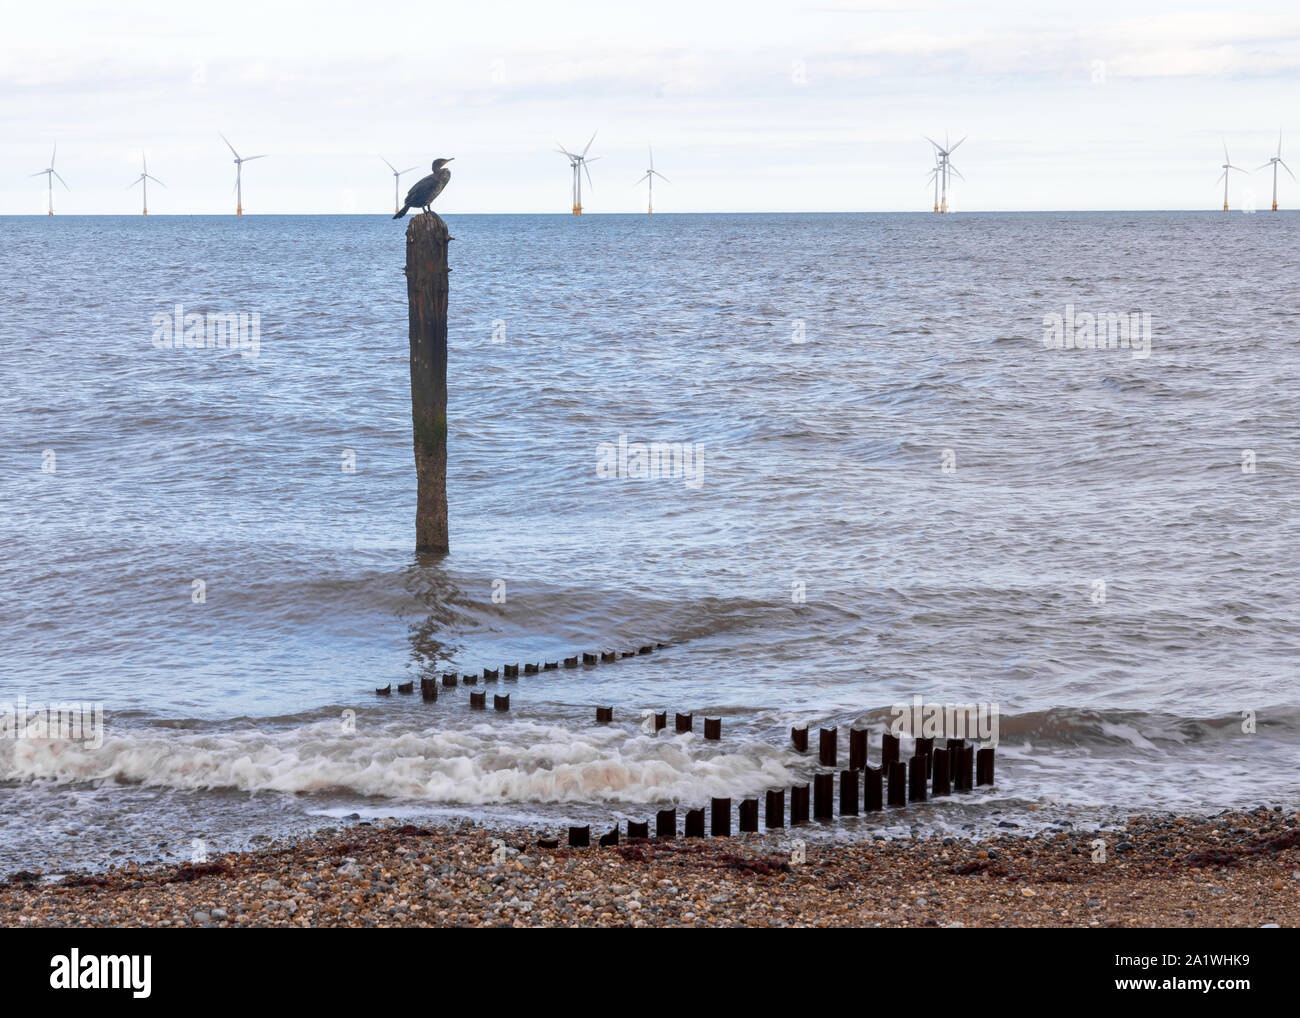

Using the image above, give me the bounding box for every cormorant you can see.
[393,157,453,218]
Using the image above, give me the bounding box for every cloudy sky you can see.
[3,0,1299,213]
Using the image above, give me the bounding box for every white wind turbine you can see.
[128,152,165,216]
[1216,142,1249,212]
[31,144,69,216]
[381,157,420,216]
[1256,131,1294,212]
[556,132,601,215]
[633,145,670,214]
[220,133,267,216]
[925,133,965,213]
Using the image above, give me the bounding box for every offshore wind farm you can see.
[15,128,1300,214]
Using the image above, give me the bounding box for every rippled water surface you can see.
[1,212,1297,871]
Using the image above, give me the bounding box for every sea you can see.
[1,211,1297,874]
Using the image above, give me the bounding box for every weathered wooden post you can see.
[656,808,677,839]
[711,798,731,837]
[864,765,883,811]
[765,789,785,828]
[839,769,859,815]
[818,728,837,767]
[685,808,706,838]
[405,214,450,553]
[813,773,834,819]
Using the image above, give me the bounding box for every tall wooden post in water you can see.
[404,213,450,553]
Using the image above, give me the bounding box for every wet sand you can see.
[2,808,1296,928]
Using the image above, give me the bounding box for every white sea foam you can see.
[0,719,798,805]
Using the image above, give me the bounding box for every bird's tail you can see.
[393,205,410,220]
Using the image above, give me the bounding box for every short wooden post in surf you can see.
[790,784,810,825]
[685,808,706,837]
[813,773,834,819]
[932,748,951,796]
[765,789,785,828]
[849,728,868,770]
[839,769,859,815]
[711,798,731,837]
[739,798,759,832]
[882,732,900,771]
[404,213,450,553]
[656,809,677,839]
[818,727,837,767]
[864,765,883,811]
[887,761,907,807]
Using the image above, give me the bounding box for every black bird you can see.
[393,157,453,218]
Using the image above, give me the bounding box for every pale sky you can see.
[3,0,1299,213]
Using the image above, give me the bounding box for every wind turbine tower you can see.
[220,133,267,216]
[30,145,69,216]
[634,145,670,214]
[1257,131,1294,212]
[129,152,165,216]
[925,134,965,213]
[1216,143,1249,211]
[381,157,419,216]
[556,132,600,215]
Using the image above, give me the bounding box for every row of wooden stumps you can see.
[597,709,723,740]
[374,643,665,700]
[547,731,996,850]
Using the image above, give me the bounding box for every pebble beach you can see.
[3,808,1296,928]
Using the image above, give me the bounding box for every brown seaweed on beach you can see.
[165,862,232,883]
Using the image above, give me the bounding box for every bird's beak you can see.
[445,157,454,163]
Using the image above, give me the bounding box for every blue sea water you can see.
[0,211,1297,871]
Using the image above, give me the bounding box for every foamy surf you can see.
[0,718,799,805]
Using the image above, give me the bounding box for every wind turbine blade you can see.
[400,166,418,175]
[28,170,47,177]
[128,179,140,189]
[1282,159,1296,180]
[922,135,942,151]
[53,171,69,190]
[585,156,603,164]
[649,144,654,171]
[242,154,267,161]
[634,173,649,184]
[148,175,167,187]
[50,143,57,168]
[948,164,965,181]
[1214,172,1225,186]
[1256,162,1274,171]
[584,161,594,191]
[949,136,966,153]
[1278,129,1284,158]
[220,133,240,159]
[582,130,598,157]
[654,171,671,184]
[381,157,397,173]
[1223,141,1230,163]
